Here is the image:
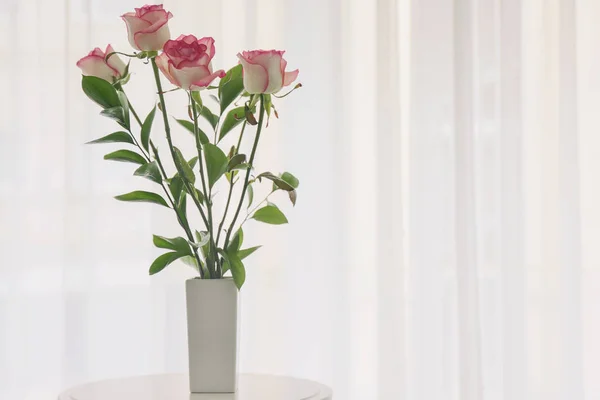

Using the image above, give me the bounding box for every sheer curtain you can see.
[1,0,599,399]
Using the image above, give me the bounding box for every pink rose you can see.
[76,45,127,83]
[237,50,299,94]
[121,4,173,51]
[155,35,226,91]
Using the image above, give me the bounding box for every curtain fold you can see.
[0,1,598,399]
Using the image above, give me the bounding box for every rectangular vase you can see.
[186,278,239,393]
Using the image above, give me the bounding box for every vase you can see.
[186,277,239,393]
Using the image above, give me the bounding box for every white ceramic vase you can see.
[186,277,239,393]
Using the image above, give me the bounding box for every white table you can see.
[58,373,333,400]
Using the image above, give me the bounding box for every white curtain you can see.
[1,0,599,399]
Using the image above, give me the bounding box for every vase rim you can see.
[186,277,234,282]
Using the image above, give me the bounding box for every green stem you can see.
[235,120,248,153]
[224,94,266,250]
[190,92,219,277]
[216,121,248,246]
[115,84,149,160]
[216,181,234,245]
[150,142,169,179]
[128,100,144,127]
[120,86,204,277]
[150,57,212,277]
[241,190,274,227]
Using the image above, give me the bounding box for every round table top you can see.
[58,373,333,400]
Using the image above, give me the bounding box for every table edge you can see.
[58,373,333,400]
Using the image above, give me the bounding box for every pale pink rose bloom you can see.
[76,45,127,83]
[121,4,173,51]
[236,50,299,94]
[155,35,226,91]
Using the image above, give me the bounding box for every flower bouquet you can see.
[76,4,300,393]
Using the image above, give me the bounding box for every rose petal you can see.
[122,14,151,50]
[90,47,104,58]
[237,53,269,94]
[155,53,180,87]
[250,52,283,93]
[77,56,118,83]
[190,69,226,91]
[170,65,212,90]
[240,49,284,63]
[134,19,171,51]
[283,69,299,87]
[135,4,164,17]
[140,9,168,24]
[181,34,198,45]
[105,44,127,77]
[197,37,216,59]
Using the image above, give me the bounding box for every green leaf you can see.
[115,191,169,207]
[228,228,244,252]
[257,172,295,191]
[100,106,128,128]
[81,75,120,109]
[203,143,228,187]
[86,131,133,145]
[232,163,251,171]
[226,170,238,183]
[104,149,146,165]
[153,235,192,256]
[149,252,183,275]
[228,251,246,289]
[173,147,196,184]
[181,112,193,127]
[175,118,210,145]
[180,255,200,272]
[247,184,254,208]
[191,91,203,109]
[178,192,190,227]
[141,106,156,152]
[227,153,246,172]
[281,172,300,188]
[220,249,246,289]
[192,230,210,248]
[218,64,244,114]
[169,176,185,204]
[120,61,131,84]
[134,161,162,184]
[252,205,288,225]
[199,105,219,130]
[170,156,198,183]
[190,187,206,205]
[188,156,199,169]
[288,189,297,206]
[220,252,230,274]
[264,94,272,117]
[117,91,130,128]
[219,106,245,142]
[238,245,261,260]
[209,94,219,104]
